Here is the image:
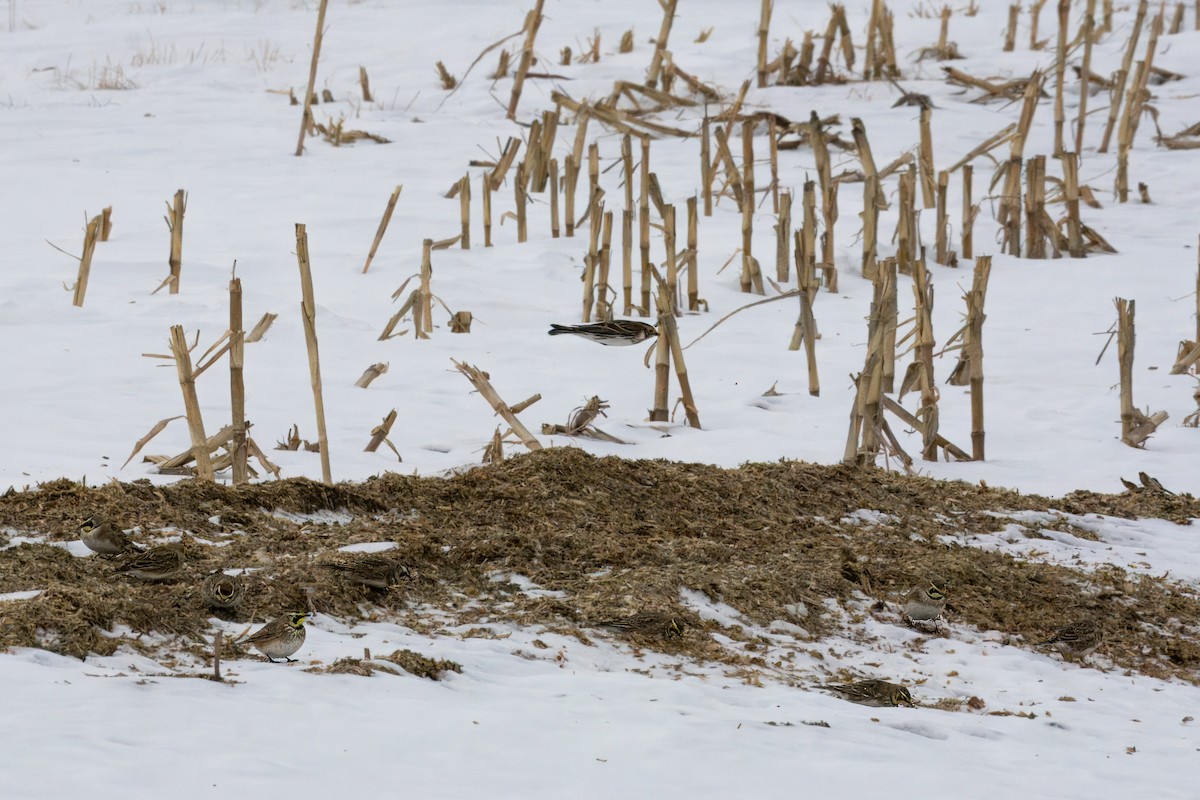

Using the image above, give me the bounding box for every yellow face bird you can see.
[239,612,312,663]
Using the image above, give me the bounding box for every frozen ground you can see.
[2,1,1199,797]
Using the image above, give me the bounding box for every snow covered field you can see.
[2,1,1199,797]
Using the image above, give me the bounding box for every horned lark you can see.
[78,517,141,556]
[594,611,685,639]
[821,679,915,708]
[1037,619,1101,657]
[548,320,659,346]
[322,557,413,590]
[201,571,246,610]
[902,577,948,623]
[114,545,184,581]
[238,612,311,663]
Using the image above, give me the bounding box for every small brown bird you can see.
[201,571,247,609]
[593,611,685,639]
[548,320,658,346]
[237,612,311,663]
[821,679,915,708]
[902,577,948,624]
[322,557,414,590]
[114,545,185,581]
[78,517,141,556]
[1037,619,1102,657]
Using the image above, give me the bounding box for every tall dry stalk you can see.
[1053,0,1069,156]
[363,184,403,273]
[507,0,546,120]
[72,217,100,308]
[757,0,773,87]
[169,324,214,481]
[852,119,880,280]
[229,278,248,484]
[918,106,936,208]
[1115,297,1168,446]
[295,226,333,483]
[646,0,679,88]
[639,136,652,314]
[686,197,699,312]
[459,174,471,249]
[1075,0,1097,152]
[165,189,186,294]
[1099,0,1148,153]
[961,165,975,260]
[295,0,330,156]
[947,256,991,460]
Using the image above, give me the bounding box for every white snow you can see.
[3,0,1200,797]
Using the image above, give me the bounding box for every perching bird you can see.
[201,571,247,610]
[114,545,185,581]
[902,577,948,623]
[321,557,414,590]
[78,517,141,556]
[1036,619,1102,657]
[821,679,915,708]
[548,320,659,346]
[237,612,311,663]
[593,611,685,639]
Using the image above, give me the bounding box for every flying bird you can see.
[548,320,659,346]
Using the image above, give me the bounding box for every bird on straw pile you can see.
[547,320,658,346]
[1036,619,1102,658]
[201,571,247,610]
[321,557,414,590]
[821,679,915,708]
[593,611,686,639]
[113,545,185,581]
[238,612,312,663]
[901,577,948,625]
[78,516,142,556]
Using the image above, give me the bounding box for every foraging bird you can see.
[201,571,247,610]
[78,517,141,556]
[238,612,311,663]
[1036,619,1102,657]
[548,320,658,346]
[821,679,915,708]
[321,557,414,590]
[114,545,185,581]
[902,577,948,623]
[593,611,685,639]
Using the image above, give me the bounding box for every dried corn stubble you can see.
[5,451,1200,680]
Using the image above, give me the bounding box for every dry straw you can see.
[362,185,403,273]
[451,360,543,452]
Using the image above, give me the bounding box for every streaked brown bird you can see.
[548,320,658,346]
[821,679,915,708]
[1037,619,1102,657]
[593,611,685,639]
[321,556,414,590]
[114,545,185,581]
